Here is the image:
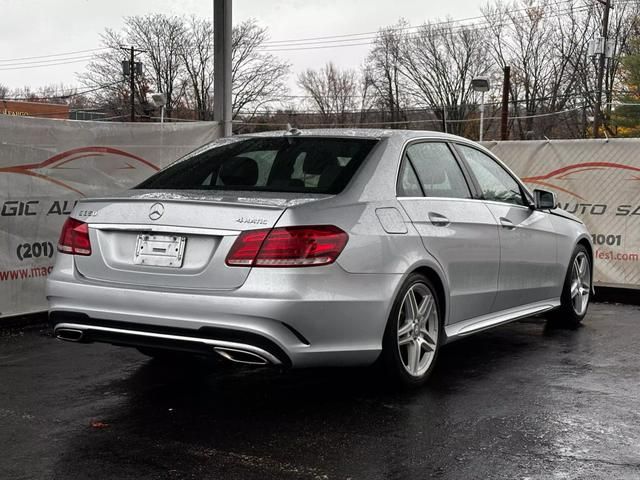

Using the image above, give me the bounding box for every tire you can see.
[549,244,592,327]
[380,273,442,387]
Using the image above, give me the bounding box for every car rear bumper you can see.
[50,313,291,366]
[46,255,401,368]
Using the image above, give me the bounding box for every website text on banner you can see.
[0,116,218,318]
[486,138,640,290]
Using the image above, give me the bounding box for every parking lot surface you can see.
[1,302,639,480]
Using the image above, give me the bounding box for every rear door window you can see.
[137,137,378,194]
[397,142,471,198]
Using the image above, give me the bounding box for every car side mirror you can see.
[533,189,557,210]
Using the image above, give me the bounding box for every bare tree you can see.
[483,0,557,139]
[79,15,189,120]
[479,0,640,138]
[79,16,289,122]
[298,62,360,126]
[78,28,150,120]
[365,21,410,126]
[231,20,290,120]
[400,20,492,136]
[125,14,186,117]
[180,16,214,120]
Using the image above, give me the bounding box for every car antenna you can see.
[285,123,302,136]
[284,123,302,144]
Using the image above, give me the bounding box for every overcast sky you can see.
[0,0,483,95]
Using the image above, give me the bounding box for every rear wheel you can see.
[549,245,591,327]
[380,273,442,387]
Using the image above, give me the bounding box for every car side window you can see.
[398,142,470,199]
[398,158,424,196]
[457,145,525,206]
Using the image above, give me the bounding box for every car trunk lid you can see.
[72,190,330,291]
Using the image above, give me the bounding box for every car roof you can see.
[239,128,471,143]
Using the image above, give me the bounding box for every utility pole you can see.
[501,66,511,141]
[593,0,611,138]
[121,46,144,122]
[129,46,135,122]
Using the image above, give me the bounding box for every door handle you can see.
[428,212,450,226]
[499,217,516,230]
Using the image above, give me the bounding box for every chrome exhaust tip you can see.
[55,328,85,342]
[214,347,269,365]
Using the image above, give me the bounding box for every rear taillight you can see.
[226,225,348,267]
[57,217,92,256]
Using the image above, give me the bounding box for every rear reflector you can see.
[57,217,92,256]
[226,225,348,267]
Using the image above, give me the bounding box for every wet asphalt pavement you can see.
[1,302,640,480]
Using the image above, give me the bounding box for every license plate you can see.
[134,234,186,268]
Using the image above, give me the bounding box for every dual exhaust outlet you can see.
[54,328,271,365]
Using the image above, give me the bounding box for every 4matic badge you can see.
[236,216,268,225]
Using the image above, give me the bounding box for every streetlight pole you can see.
[479,91,485,142]
[472,77,491,142]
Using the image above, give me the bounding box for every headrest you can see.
[303,150,337,175]
[219,156,259,186]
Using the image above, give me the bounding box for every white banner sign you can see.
[0,116,218,318]
[486,138,640,290]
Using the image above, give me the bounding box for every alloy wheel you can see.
[570,251,591,316]
[397,283,439,377]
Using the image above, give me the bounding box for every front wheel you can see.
[549,245,591,327]
[380,274,442,387]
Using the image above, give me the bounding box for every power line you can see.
[0,47,106,63]
[0,58,94,71]
[0,54,95,68]
[258,4,594,52]
[260,0,639,52]
[259,0,596,51]
[0,0,598,65]
[261,0,579,46]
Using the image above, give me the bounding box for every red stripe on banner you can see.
[0,146,160,171]
[523,162,640,181]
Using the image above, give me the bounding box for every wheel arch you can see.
[409,265,448,328]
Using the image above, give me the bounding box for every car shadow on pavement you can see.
[49,315,589,479]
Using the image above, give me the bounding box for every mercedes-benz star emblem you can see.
[149,202,165,221]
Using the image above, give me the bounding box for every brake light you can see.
[225,229,270,266]
[226,225,348,267]
[57,218,92,256]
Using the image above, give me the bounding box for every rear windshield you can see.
[136,137,378,194]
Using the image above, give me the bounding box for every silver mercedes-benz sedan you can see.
[47,129,593,386]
